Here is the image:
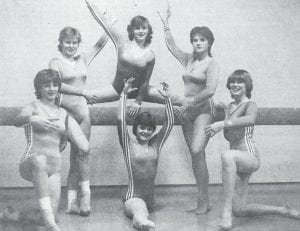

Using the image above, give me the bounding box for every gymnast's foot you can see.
[79,192,91,217]
[0,206,20,222]
[186,199,210,215]
[66,200,80,215]
[284,205,300,219]
[133,216,155,231]
[219,213,232,230]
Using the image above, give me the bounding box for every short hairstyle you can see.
[58,26,82,52]
[132,112,156,136]
[226,69,253,99]
[190,26,215,57]
[34,69,61,99]
[127,15,153,46]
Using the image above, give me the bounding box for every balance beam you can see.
[0,107,300,126]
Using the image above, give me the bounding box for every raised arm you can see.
[83,33,109,66]
[158,5,189,67]
[85,0,122,49]
[117,89,129,149]
[153,82,174,152]
[117,78,137,148]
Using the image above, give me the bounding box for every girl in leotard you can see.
[158,3,219,214]
[205,70,300,230]
[0,70,89,231]
[117,78,174,230]
[49,26,108,216]
[84,0,166,116]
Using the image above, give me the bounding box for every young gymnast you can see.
[117,78,174,230]
[84,0,166,116]
[205,69,300,230]
[0,69,89,231]
[158,3,219,214]
[49,26,108,216]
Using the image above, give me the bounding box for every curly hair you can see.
[127,16,153,46]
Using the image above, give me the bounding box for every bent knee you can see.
[30,155,47,172]
[79,142,90,158]
[222,151,236,165]
[190,146,206,159]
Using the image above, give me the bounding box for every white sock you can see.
[39,197,55,227]
[80,181,90,193]
[80,181,91,209]
[67,190,77,203]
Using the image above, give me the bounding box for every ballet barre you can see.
[0,107,300,126]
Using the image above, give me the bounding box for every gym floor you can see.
[0,184,300,231]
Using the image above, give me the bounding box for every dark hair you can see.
[190,26,214,57]
[132,112,156,136]
[58,26,82,52]
[127,15,153,46]
[34,69,61,99]
[226,69,253,99]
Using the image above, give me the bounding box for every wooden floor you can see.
[0,184,300,231]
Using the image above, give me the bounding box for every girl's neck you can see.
[233,95,248,105]
[39,98,56,108]
[136,137,150,146]
[193,51,208,61]
[61,53,75,62]
[133,39,146,49]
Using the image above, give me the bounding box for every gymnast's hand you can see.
[123,77,139,117]
[157,81,171,98]
[157,1,171,25]
[123,77,138,95]
[204,121,225,137]
[83,90,98,105]
[173,97,190,119]
[30,115,60,132]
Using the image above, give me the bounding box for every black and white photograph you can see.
[0,0,300,230]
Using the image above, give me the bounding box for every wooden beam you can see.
[1,107,300,126]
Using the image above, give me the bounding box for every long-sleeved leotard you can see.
[223,101,258,158]
[86,1,155,103]
[163,29,219,117]
[16,101,68,164]
[118,94,174,207]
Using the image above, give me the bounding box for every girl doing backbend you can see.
[117,78,174,230]
[158,4,219,214]
[0,69,89,231]
[85,0,166,116]
[205,70,300,230]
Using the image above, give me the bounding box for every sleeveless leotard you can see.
[112,49,155,98]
